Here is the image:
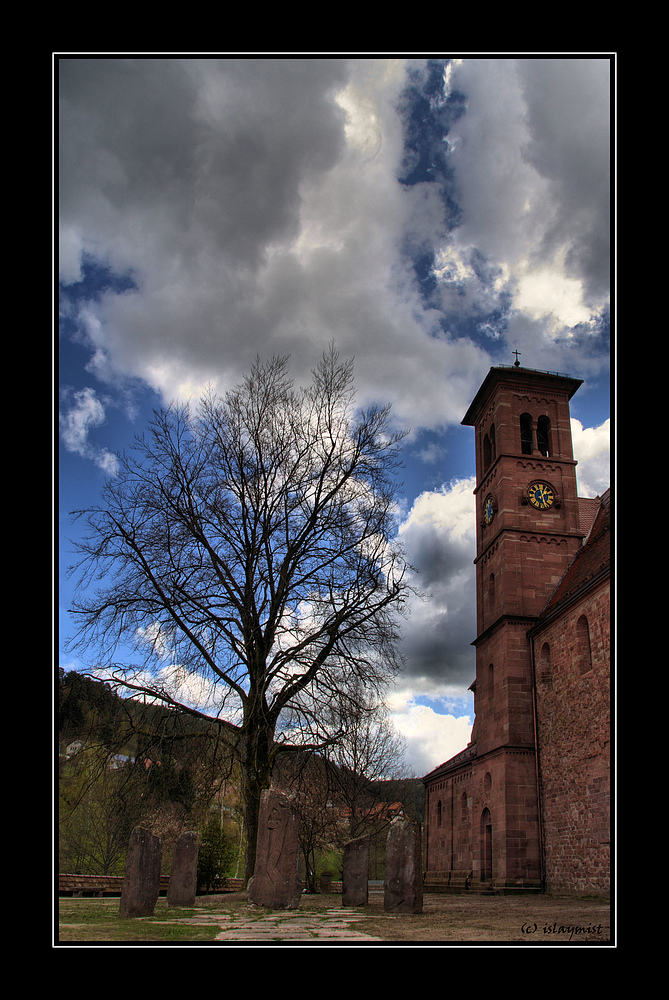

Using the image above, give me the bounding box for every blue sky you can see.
[57,56,612,776]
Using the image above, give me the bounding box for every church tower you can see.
[423,360,587,892]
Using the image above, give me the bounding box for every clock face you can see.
[483,494,495,525]
[528,481,555,510]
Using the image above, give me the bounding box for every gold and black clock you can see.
[527,481,555,510]
[483,494,496,525]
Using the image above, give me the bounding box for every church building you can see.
[422,362,610,896]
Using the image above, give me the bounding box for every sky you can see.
[57,55,613,778]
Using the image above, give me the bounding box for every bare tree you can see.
[272,750,343,892]
[66,347,411,881]
[323,688,410,840]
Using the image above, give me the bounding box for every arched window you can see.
[483,424,496,471]
[520,413,533,454]
[488,662,495,697]
[481,808,493,881]
[461,791,468,822]
[539,642,552,689]
[537,415,552,457]
[577,615,593,675]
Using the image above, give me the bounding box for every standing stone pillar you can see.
[247,790,302,909]
[167,831,199,907]
[383,818,423,913]
[119,827,163,918]
[342,836,370,906]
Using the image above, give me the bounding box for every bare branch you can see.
[65,347,411,881]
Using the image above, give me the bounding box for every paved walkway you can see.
[171,906,382,942]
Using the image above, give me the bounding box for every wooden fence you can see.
[58,873,245,896]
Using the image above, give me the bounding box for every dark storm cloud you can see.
[516,58,611,304]
[60,58,349,272]
[59,57,489,426]
[397,479,477,690]
[59,57,610,427]
[437,58,610,368]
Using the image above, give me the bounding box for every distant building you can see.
[422,364,610,895]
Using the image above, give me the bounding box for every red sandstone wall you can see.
[474,620,537,756]
[533,579,610,895]
[424,749,541,884]
[425,766,475,874]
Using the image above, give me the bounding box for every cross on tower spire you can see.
[513,350,521,367]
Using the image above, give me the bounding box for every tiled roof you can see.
[578,495,601,536]
[539,488,611,622]
[422,742,477,783]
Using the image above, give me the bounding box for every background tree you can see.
[197,814,238,892]
[67,347,411,882]
[273,750,343,892]
[58,671,237,875]
[323,688,410,841]
[59,746,135,875]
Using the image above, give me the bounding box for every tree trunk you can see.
[239,716,274,884]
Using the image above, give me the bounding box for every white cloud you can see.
[387,690,472,777]
[440,57,610,340]
[572,417,611,497]
[59,58,609,442]
[59,386,119,475]
[514,254,597,334]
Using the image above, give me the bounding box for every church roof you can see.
[534,488,611,626]
[461,365,583,426]
[422,741,477,783]
[578,496,601,535]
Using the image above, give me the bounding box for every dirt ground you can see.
[287,890,612,945]
[348,891,611,944]
[58,889,612,946]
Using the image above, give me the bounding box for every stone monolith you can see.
[342,836,370,906]
[119,826,163,918]
[167,831,199,907]
[383,818,423,913]
[247,790,302,909]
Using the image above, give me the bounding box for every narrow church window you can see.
[537,415,552,457]
[520,413,533,454]
[576,615,593,674]
[488,574,495,610]
[539,642,552,689]
[481,808,493,881]
[437,800,442,827]
[483,425,496,472]
[483,433,492,471]
[488,662,495,697]
[461,791,468,822]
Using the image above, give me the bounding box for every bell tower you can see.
[462,361,584,887]
[464,361,584,669]
[422,359,610,895]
